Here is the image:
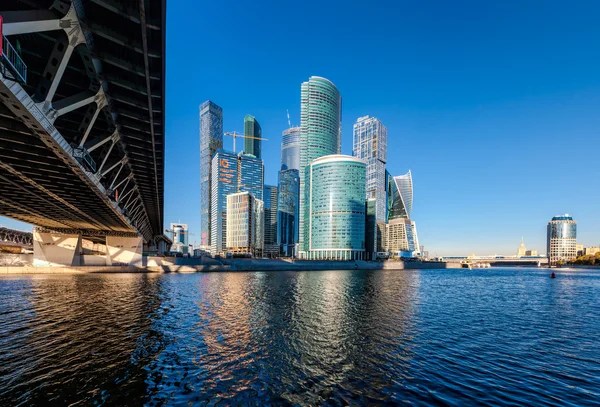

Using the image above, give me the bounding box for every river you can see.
[1,268,599,406]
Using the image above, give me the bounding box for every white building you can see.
[170,223,189,254]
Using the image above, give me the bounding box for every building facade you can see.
[281,127,301,170]
[305,155,366,260]
[243,114,262,159]
[210,150,264,255]
[277,169,300,257]
[299,77,342,256]
[353,115,387,222]
[263,185,279,256]
[547,214,577,265]
[170,223,189,254]
[226,192,264,257]
[200,100,223,247]
[386,170,419,256]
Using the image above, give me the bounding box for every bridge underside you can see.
[0,0,165,243]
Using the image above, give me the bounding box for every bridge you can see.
[440,256,549,267]
[0,0,166,266]
[0,227,33,248]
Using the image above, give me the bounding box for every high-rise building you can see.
[243,115,262,159]
[277,169,300,257]
[305,155,366,260]
[200,101,223,247]
[170,223,189,254]
[211,150,264,255]
[547,214,577,265]
[263,185,279,256]
[353,115,387,222]
[281,127,301,170]
[226,191,264,257]
[211,151,239,255]
[386,170,419,256]
[299,77,342,257]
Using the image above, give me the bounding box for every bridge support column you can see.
[33,229,82,267]
[106,236,143,267]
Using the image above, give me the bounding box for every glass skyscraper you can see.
[299,77,342,257]
[210,150,264,255]
[353,115,388,222]
[281,127,300,170]
[226,191,264,258]
[200,100,223,247]
[243,115,262,159]
[263,185,279,256]
[386,170,419,256]
[277,169,299,257]
[547,214,577,265]
[305,155,366,260]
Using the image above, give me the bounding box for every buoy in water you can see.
[551,272,556,279]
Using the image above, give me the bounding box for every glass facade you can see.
[306,155,366,260]
[547,215,577,265]
[281,127,300,171]
[243,115,261,159]
[200,100,223,247]
[277,169,299,257]
[386,170,412,221]
[353,116,387,222]
[386,170,419,256]
[210,150,264,255]
[263,185,279,256]
[170,223,189,254]
[299,77,342,256]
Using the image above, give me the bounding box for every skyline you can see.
[2,0,600,255]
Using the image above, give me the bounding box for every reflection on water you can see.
[1,269,599,406]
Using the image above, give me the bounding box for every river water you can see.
[1,268,599,406]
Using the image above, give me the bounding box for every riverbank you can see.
[0,259,462,274]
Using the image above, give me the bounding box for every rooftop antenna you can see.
[286,109,291,128]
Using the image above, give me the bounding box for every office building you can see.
[226,192,264,257]
[200,101,223,247]
[211,150,264,255]
[305,155,366,260]
[365,199,386,260]
[299,77,342,257]
[277,169,300,257]
[170,223,189,254]
[281,127,301,170]
[263,185,279,256]
[547,214,577,265]
[386,170,419,256]
[353,115,387,222]
[243,115,262,159]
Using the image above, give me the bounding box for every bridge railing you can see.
[0,17,28,84]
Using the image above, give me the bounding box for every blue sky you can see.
[2,0,599,256]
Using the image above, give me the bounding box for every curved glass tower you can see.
[299,76,342,256]
[386,170,418,256]
[281,127,300,171]
[547,215,577,265]
[306,155,366,260]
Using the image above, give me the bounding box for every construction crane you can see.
[224,131,268,154]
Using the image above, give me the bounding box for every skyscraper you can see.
[386,170,419,256]
[353,115,388,222]
[281,127,300,170]
[200,100,223,247]
[226,191,264,258]
[211,150,264,255]
[243,114,262,159]
[547,214,577,265]
[299,76,342,257]
[305,155,366,260]
[277,127,301,257]
[263,185,279,256]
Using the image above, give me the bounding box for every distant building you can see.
[277,169,300,257]
[584,247,600,256]
[170,223,189,254]
[199,100,223,247]
[210,150,264,255]
[226,192,264,257]
[243,115,262,159]
[547,214,577,265]
[517,238,527,257]
[299,76,342,257]
[353,115,387,222]
[525,250,538,256]
[263,185,279,256]
[305,155,366,260]
[576,244,585,257]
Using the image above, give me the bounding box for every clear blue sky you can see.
[2,0,599,256]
